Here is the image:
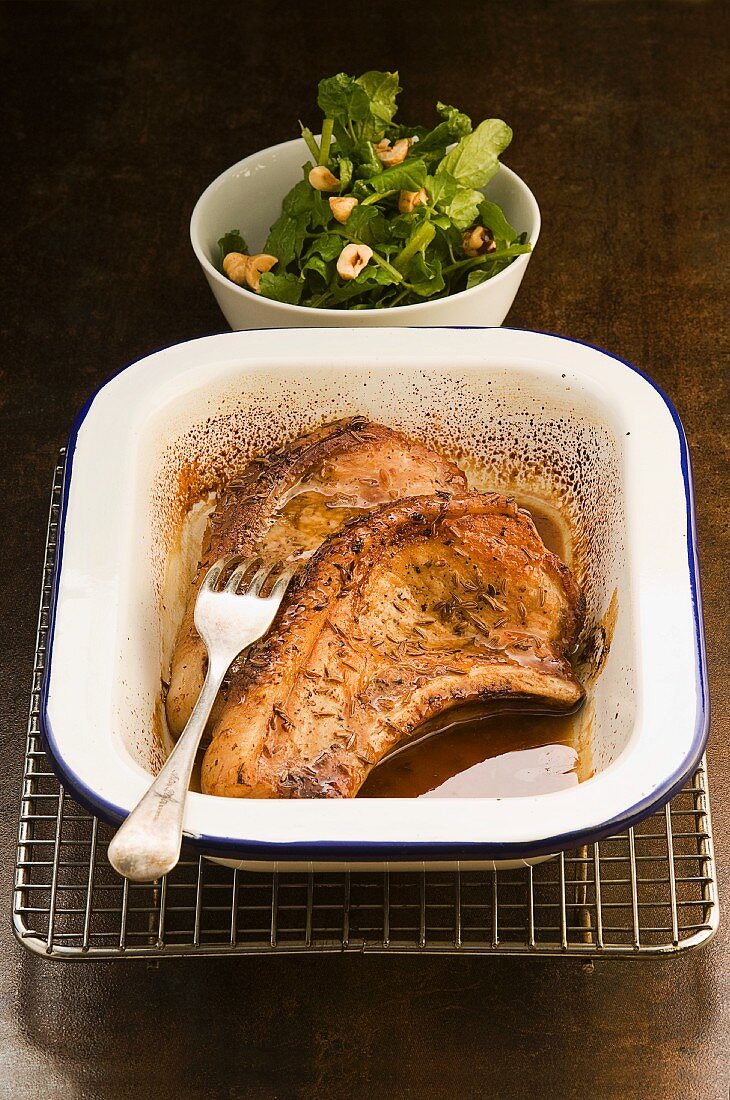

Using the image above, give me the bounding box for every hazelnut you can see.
[462,226,497,258]
[336,243,373,281]
[373,137,413,167]
[398,187,428,214]
[329,196,359,224]
[222,251,278,293]
[308,165,340,192]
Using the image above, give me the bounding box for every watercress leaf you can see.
[308,190,330,230]
[338,156,354,190]
[218,230,247,264]
[466,268,492,290]
[444,186,484,230]
[305,233,343,261]
[386,215,417,242]
[351,139,383,179]
[392,123,429,142]
[408,252,445,297]
[345,204,380,241]
[368,214,392,246]
[331,264,397,303]
[478,198,519,243]
[414,102,472,156]
[428,170,483,229]
[263,212,302,268]
[392,218,436,272]
[264,179,324,265]
[437,118,512,189]
[258,272,304,304]
[282,179,316,216]
[354,139,382,172]
[332,119,355,156]
[427,170,456,206]
[354,163,383,181]
[318,73,371,125]
[435,220,463,264]
[436,101,472,133]
[369,158,427,193]
[356,70,401,127]
[301,254,330,283]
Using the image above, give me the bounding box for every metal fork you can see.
[108,556,293,882]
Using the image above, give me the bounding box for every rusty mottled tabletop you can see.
[1,2,728,1097]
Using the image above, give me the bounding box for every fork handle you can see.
[108,656,228,882]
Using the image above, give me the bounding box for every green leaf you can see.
[437,118,512,189]
[218,230,247,266]
[428,172,483,229]
[258,272,304,304]
[354,162,383,182]
[356,70,401,128]
[332,119,356,156]
[308,190,330,230]
[444,186,485,230]
[369,158,427,193]
[478,198,520,243]
[408,252,445,298]
[282,179,316,215]
[437,101,472,133]
[305,233,343,261]
[393,220,436,272]
[264,211,304,268]
[413,102,472,155]
[351,140,383,181]
[337,157,354,190]
[465,268,492,290]
[301,254,330,283]
[330,263,397,303]
[264,179,330,265]
[318,73,371,125]
[345,204,380,241]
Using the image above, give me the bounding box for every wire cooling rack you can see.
[12,454,719,960]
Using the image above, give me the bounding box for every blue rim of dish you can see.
[38,328,709,863]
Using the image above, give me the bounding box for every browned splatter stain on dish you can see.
[150,696,168,774]
[578,588,619,685]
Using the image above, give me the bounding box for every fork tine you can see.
[201,557,230,592]
[247,563,273,596]
[223,557,259,594]
[269,568,294,601]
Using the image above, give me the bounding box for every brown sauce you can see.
[189,752,203,794]
[520,496,567,562]
[359,708,581,798]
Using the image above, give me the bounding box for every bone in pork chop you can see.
[201,492,586,799]
[165,419,467,737]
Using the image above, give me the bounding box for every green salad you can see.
[219,71,530,310]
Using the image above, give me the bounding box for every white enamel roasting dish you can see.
[41,328,708,871]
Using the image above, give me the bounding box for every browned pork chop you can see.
[166,419,467,737]
[201,493,586,799]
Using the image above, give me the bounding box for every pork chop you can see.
[202,492,586,799]
[166,419,467,737]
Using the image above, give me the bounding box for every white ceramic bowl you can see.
[42,328,707,871]
[190,138,540,329]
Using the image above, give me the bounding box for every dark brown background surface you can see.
[1,2,728,1097]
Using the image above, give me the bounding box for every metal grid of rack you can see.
[12,454,719,960]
